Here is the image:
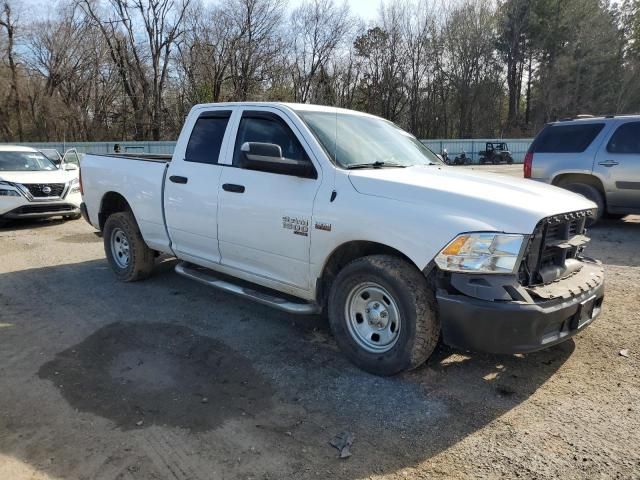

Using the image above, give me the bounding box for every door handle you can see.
[222,183,245,193]
[169,175,188,184]
[598,160,619,167]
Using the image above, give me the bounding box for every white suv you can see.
[525,115,640,222]
[0,145,82,226]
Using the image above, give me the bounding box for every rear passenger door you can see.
[164,108,233,266]
[594,121,640,209]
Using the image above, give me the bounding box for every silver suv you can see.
[525,115,640,222]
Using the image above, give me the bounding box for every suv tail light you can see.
[524,151,533,178]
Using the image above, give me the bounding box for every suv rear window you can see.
[532,123,605,153]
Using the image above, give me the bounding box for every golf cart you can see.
[478,142,514,164]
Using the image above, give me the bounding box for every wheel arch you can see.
[316,240,419,309]
[98,191,132,231]
[551,172,605,194]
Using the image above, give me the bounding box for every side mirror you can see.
[63,163,78,171]
[239,142,316,179]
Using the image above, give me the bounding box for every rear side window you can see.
[185,111,231,164]
[532,123,605,153]
[607,122,640,154]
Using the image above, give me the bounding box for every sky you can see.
[289,0,382,22]
[19,0,383,23]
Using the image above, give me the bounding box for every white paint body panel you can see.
[81,155,169,251]
[80,102,597,302]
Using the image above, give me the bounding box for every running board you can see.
[175,262,321,315]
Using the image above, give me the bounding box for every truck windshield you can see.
[298,110,442,169]
[0,151,57,171]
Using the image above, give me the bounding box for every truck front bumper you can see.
[436,262,605,354]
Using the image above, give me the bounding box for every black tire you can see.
[562,183,604,225]
[103,211,155,282]
[605,213,627,220]
[327,255,440,376]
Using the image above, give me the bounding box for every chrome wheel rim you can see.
[110,227,130,268]
[345,282,401,353]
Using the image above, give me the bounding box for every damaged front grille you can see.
[519,209,594,286]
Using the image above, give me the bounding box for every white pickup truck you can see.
[81,102,605,375]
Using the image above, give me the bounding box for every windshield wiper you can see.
[346,161,407,169]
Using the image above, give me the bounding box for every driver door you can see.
[217,108,321,291]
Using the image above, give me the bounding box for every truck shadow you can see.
[0,258,574,479]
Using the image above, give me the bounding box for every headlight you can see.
[69,178,81,193]
[0,181,21,197]
[435,233,526,274]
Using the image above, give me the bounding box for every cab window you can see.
[233,111,310,167]
[185,111,231,164]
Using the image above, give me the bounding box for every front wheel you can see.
[328,255,440,376]
[103,211,155,282]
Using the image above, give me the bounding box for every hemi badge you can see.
[315,222,332,232]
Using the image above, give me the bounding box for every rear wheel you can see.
[103,211,155,282]
[562,183,604,224]
[328,255,440,376]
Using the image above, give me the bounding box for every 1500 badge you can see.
[282,216,309,236]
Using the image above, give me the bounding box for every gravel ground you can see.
[0,168,638,479]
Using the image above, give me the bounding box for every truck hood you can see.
[348,165,596,233]
[0,169,77,185]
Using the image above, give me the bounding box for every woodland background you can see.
[1,0,639,142]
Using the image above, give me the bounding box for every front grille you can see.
[519,210,593,286]
[23,183,65,197]
[15,204,75,214]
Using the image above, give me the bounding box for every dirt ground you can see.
[1,169,639,479]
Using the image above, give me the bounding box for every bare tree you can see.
[178,3,237,104]
[226,0,285,101]
[0,0,23,141]
[77,0,191,139]
[443,1,499,137]
[289,0,352,103]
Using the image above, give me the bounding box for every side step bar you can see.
[175,262,321,315]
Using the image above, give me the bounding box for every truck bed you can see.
[91,153,172,163]
[81,153,172,252]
